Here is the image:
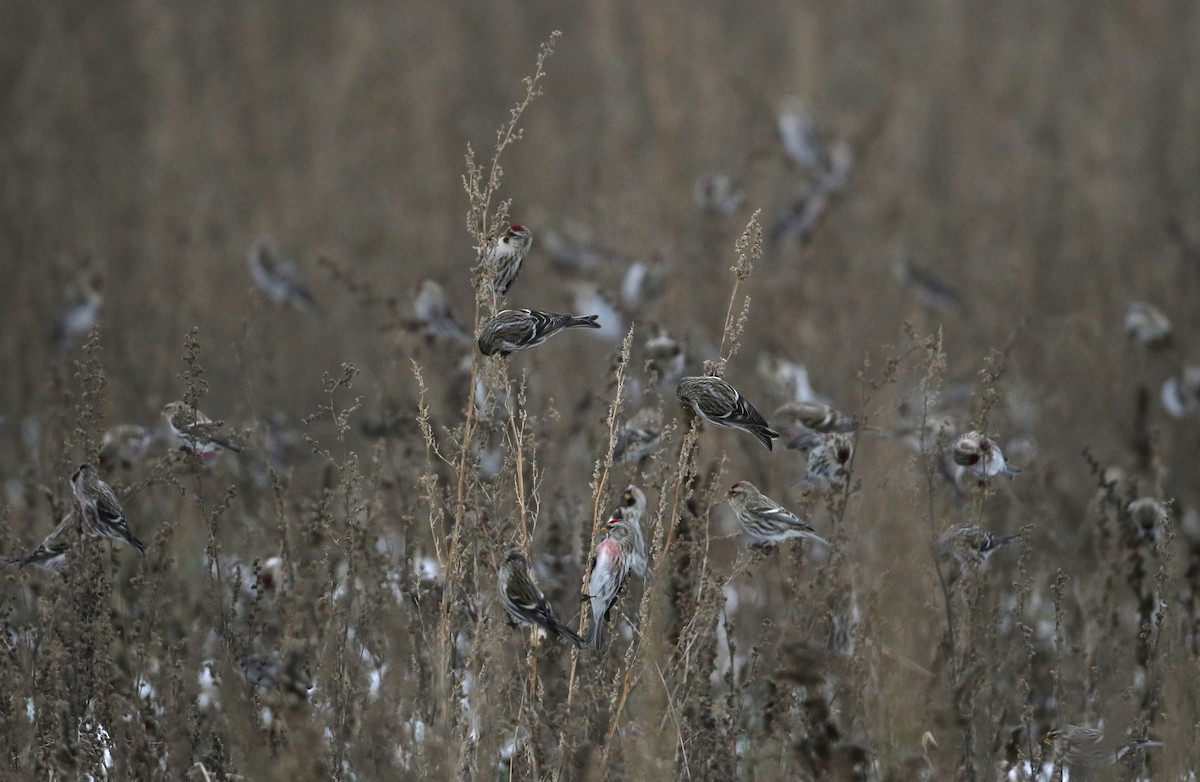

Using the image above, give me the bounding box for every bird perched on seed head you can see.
[615,486,650,581]
[412,279,469,345]
[99,424,156,471]
[484,224,533,296]
[586,514,637,648]
[792,431,854,488]
[7,510,79,572]
[676,375,779,451]
[952,431,1021,479]
[477,309,600,357]
[497,549,583,648]
[162,401,244,466]
[1043,724,1161,770]
[71,464,145,554]
[726,481,829,548]
[248,235,323,317]
[935,523,1020,584]
[612,406,662,466]
[54,267,103,352]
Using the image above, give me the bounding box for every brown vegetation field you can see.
[2,3,1200,780]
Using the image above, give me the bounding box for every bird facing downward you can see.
[497,549,583,648]
[952,431,1021,479]
[586,514,637,649]
[676,375,780,451]
[486,224,533,296]
[477,309,601,357]
[71,464,145,554]
[726,481,829,547]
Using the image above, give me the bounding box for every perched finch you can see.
[935,523,1020,584]
[477,309,601,357]
[726,481,829,547]
[162,401,244,463]
[644,327,686,387]
[693,173,745,217]
[757,354,823,405]
[586,514,637,648]
[892,254,970,319]
[1161,365,1200,419]
[1127,497,1168,544]
[620,256,667,313]
[676,376,780,451]
[497,549,584,648]
[952,431,1021,479]
[7,510,79,572]
[485,224,533,296]
[793,431,854,488]
[776,400,858,443]
[54,267,103,352]
[540,220,617,272]
[1043,725,1161,770]
[1125,301,1171,347]
[71,464,145,554]
[241,650,314,698]
[616,486,650,581]
[612,406,662,465]
[98,424,156,471]
[412,279,469,344]
[248,235,323,316]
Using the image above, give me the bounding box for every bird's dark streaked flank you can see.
[71,464,145,554]
[477,309,601,357]
[497,549,583,648]
[726,481,829,547]
[676,375,780,451]
[586,514,636,649]
[486,224,533,296]
[1043,724,1162,770]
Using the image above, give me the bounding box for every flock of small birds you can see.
[19,95,1190,776]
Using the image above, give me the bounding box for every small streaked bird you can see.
[693,172,745,217]
[54,267,103,352]
[1127,497,1168,544]
[1125,301,1171,347]
[484,224,533,296]
[7,510,79,572]
[794,431,854,488]
[241,650,314,699]
[477,309,601,357]
[1161,365,1200,419]
[412,279,469,344]
[540,220,618,272]
[892,254,970,319]
[726,481,829,548]
[619,255,668,314]
[248,235,323,316]
[776,96,828,172]
[98,424,156,471]
[497,549,584,648]
[952,431,1021,479]
[644,326,687,387]
[757,354,823,405]
[1043,725,1161,770]
[935,523,1020,584]
[586,514,637,649]
[616,486,650,581]
[612,406,663,466]
[676,376,779,451]
[162,401,244,465]
[776,400,858,444]
[71,464,145,554]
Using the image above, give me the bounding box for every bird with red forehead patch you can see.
[952,431,1021,479]
[485,223,533,296]
[585,513,637,649]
